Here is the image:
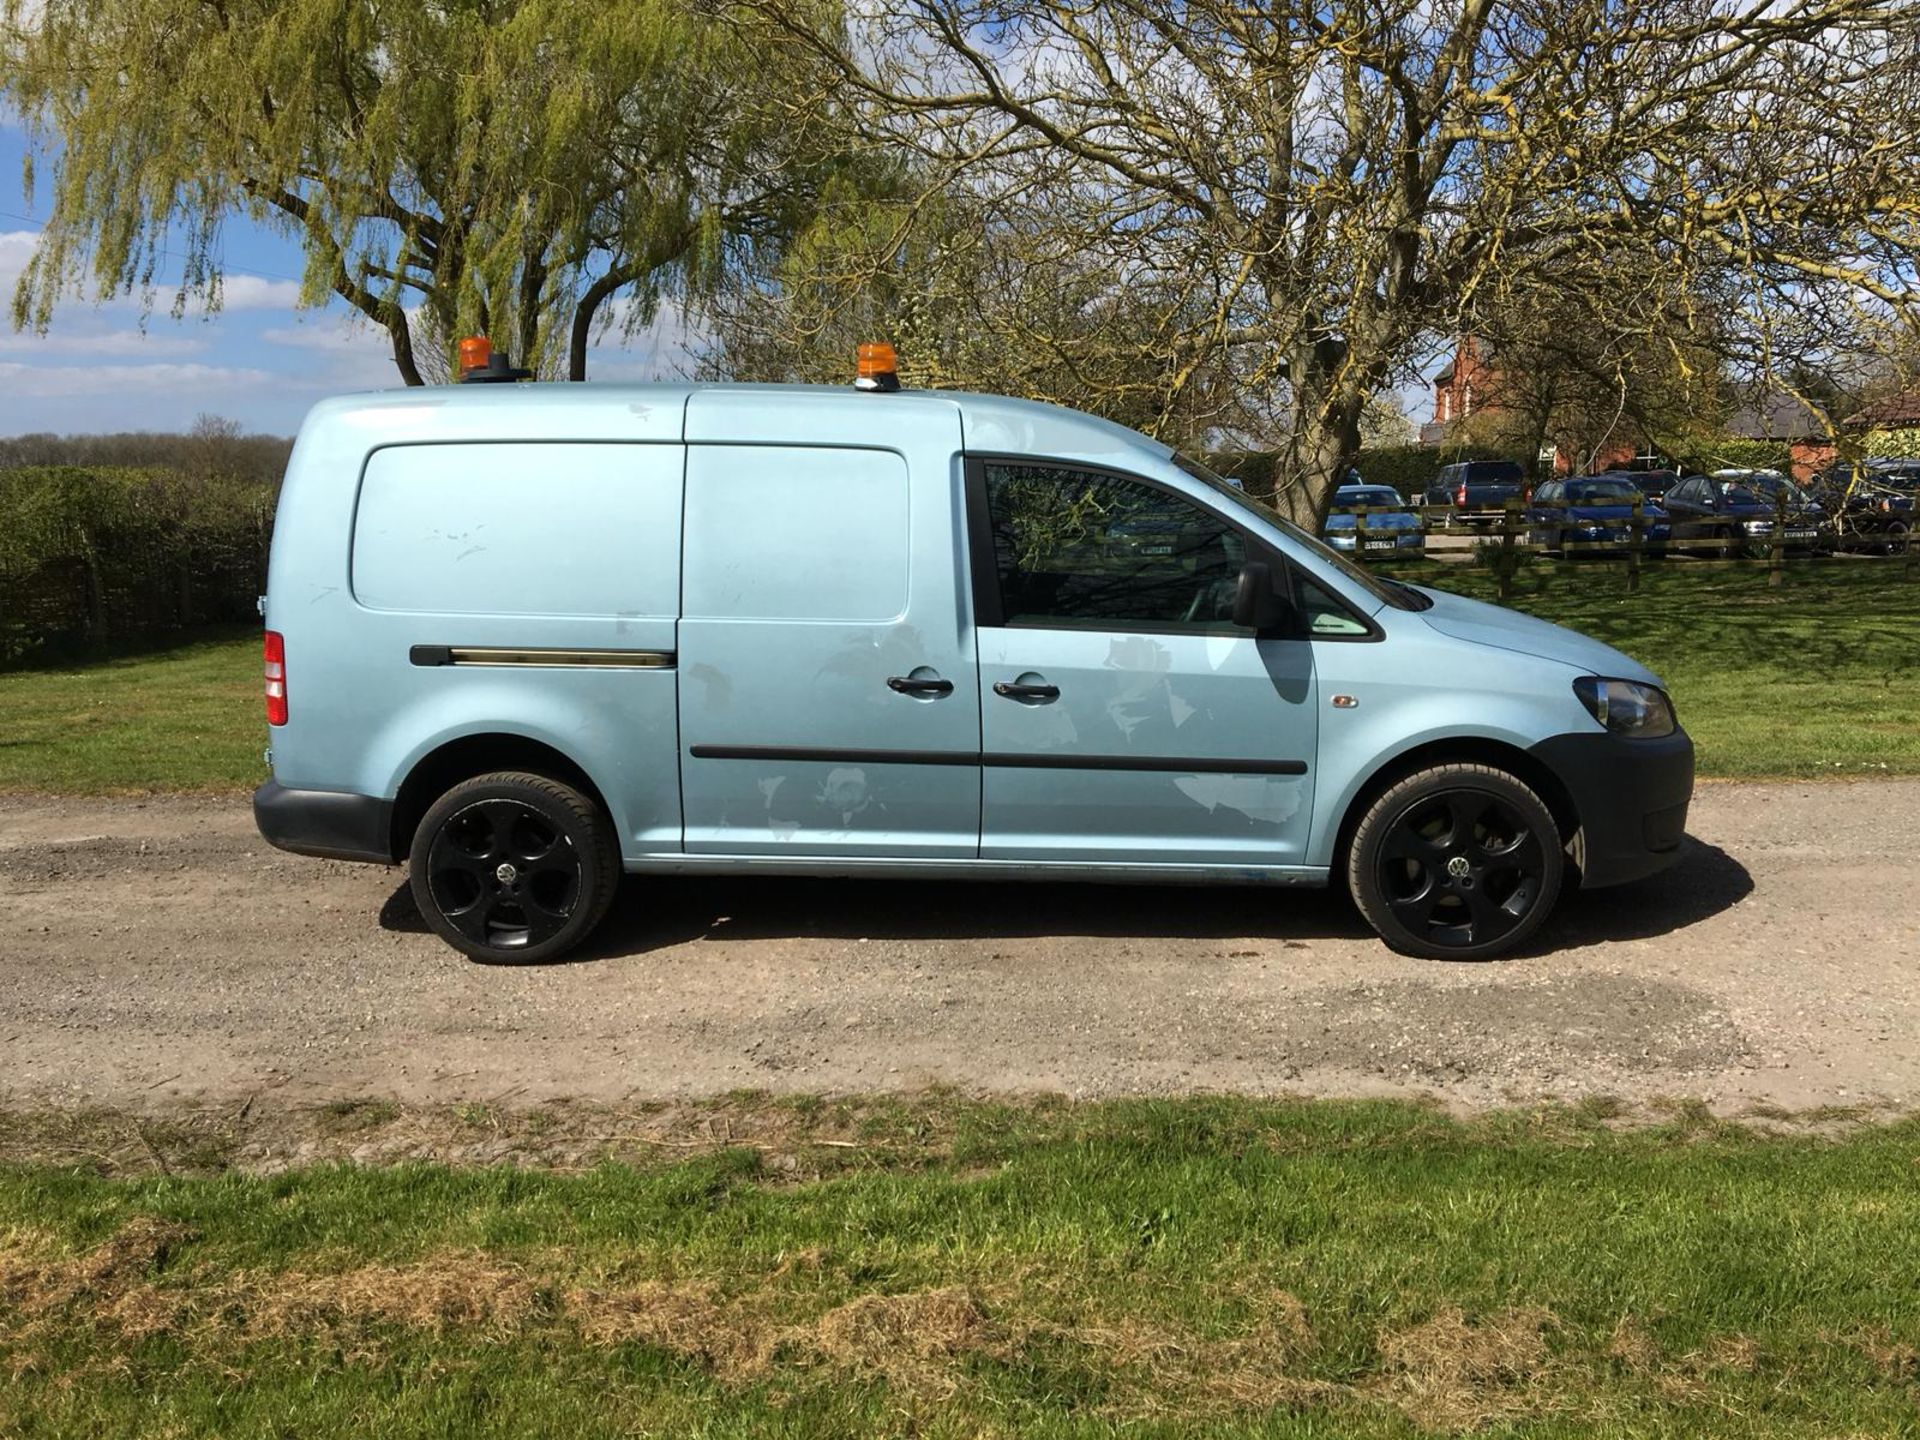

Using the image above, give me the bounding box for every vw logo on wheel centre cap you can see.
[1445,856,1471,877]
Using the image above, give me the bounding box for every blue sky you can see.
[0,123,693,438]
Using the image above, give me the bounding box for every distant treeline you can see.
[0,427,293,486]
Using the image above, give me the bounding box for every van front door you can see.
[677,398,978,857]
[969,459,1317,866]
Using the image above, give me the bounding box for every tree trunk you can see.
[1281,340,1367,529]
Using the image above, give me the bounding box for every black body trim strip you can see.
[989,752,1307,775]
[690,745,975,767]
[688,744,1306,775]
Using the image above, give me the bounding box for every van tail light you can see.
[263,630,288,726]
[1456,482,1468,506]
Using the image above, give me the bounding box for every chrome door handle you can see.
[888,675,954,697]
[993,680,1060,702]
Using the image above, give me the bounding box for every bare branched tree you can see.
[729,0,1920,523]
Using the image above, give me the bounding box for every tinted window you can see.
[1170,456,1425,612]
[1535,482,1561,503]
[1566,479,1642,502]
[1464,461,1524,484]
[1335,486,1401,507]
[983,463,1246,629]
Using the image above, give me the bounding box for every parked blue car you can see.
[1525,476,1669,555]
[253,349,1692,963]
[1323,483,1426,556]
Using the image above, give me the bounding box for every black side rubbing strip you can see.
[688,744,1306,776]
[410,645,453,667]
[988,753,1307,776]
[689,745,978,767]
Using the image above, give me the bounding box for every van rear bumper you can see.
[1528,728,1694,889]
[253,781,395,865]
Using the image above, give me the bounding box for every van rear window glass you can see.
[351,443,681,617]
[683,446,909,622]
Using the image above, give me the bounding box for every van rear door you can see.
[678,394,978,857]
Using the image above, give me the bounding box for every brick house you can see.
[1419,336,1636,473]
[1724,391,1833,481]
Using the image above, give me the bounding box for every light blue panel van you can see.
[256,362,1692,965]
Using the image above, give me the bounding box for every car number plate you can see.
[1364,539,1398,550]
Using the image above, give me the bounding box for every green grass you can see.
[0,625,263,793]
[0,563,1915,792]
[2,1096,1918,1436]
[1410,560,1920,779]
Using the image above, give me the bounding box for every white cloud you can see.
[0,329,210,358]
[215,273,305,310]
[0,360,275,397]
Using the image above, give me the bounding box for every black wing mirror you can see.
[1232,560,1295,634]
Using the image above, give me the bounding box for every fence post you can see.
[1498,498,1519,604]
[1769,484,1787,589]
[1355,502,1369,559]
[1627,496,1643,594]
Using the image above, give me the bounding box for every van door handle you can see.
[993,680,1060,702]
[887,675,954,697]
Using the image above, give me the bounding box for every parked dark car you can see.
[1525,475,1669,555]
[1424,460,1526,529]
[1811,459,1917,553]
[1662,473,1825,557]
[1323,483,1425,556]
[1613,468,1680,501]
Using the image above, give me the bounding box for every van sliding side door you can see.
[676,396,980,858]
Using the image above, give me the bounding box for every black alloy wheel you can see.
[409,771,620,964]
[1348,763,1564,960]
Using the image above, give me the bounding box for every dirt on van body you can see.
[1,778,1916,1115]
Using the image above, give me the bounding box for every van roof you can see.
[298,381,1178,473]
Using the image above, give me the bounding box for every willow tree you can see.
[741,0,1920,523]
[3,0,840,382]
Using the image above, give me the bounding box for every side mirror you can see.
[1232,560,1294,633]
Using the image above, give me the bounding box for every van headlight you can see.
[1573,677,1676,738]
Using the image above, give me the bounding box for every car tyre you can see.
[1348,763,1564,961]
[409,771,621,965]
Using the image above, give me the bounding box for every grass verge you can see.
[2,1094,1918,1436]
[0,563,1915,792]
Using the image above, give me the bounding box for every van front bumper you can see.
[253,781,395,864]
[1527,728,1694,888]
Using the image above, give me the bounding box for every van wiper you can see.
[1379,575,1434,610]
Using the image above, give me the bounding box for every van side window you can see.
[982,463,1246,629]
[1297,575,1373,637]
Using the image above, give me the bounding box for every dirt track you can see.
[2,780,1917,1113]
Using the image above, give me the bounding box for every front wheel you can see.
[1347,764,1564,960]
[409,771,621,964]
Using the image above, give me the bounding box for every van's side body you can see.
[256,383,1692,960]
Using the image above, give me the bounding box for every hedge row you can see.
[0,466,276,664]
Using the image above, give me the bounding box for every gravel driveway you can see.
[3,779,1916,1112]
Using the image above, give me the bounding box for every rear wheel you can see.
[1885,521,1911,556]
[1348,764,1564,961]
[408,771,620,964]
